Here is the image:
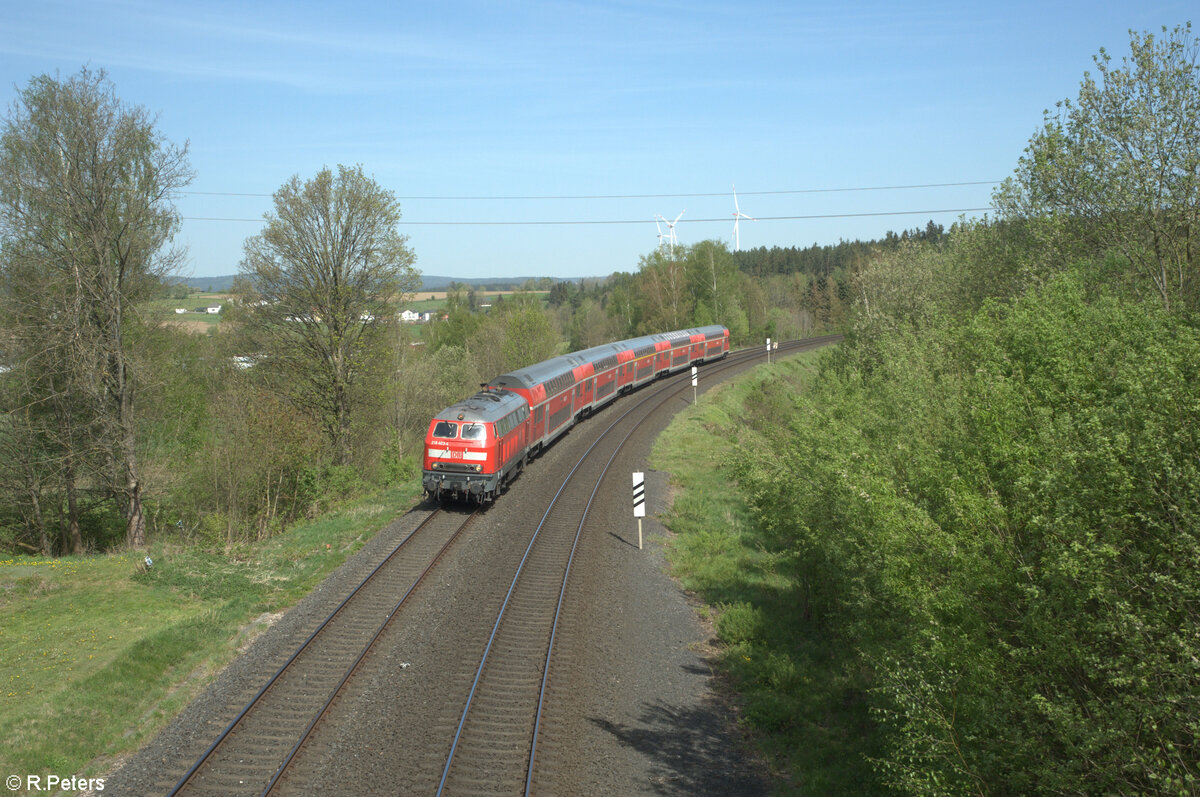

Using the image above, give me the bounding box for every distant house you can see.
[400,310,421,322]
[174,308,187,314]
[206,305,222,314]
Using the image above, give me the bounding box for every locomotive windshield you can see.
[460,423,486,440]
[432,421,458,439]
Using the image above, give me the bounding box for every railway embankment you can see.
[648,345,876,793]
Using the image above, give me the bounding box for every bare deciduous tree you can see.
[0,67,192,548]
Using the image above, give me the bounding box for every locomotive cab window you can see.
[460,423,486,441]
[433,421,458,439]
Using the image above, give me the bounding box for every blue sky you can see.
[1,1,1193,281]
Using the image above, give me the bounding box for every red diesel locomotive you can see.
[422,325,729,502]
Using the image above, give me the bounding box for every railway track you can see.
[168,508,479,795]
[161,336,837,795]
[438,338,836,795]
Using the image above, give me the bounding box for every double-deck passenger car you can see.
[423,325,729,503]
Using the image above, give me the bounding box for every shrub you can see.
[738,270,1200,793]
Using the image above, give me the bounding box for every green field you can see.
[0,482,421,782]
[144,292,229,328]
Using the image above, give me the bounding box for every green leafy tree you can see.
[604,273,640,338]
[567,297,621,350]
[238,164,419,466]
[426,285,483,351]
[630,240,751,336]
[636,249,693,332]
[995,23,1200,310]
[466,296,561,378]
[684,240,742,326]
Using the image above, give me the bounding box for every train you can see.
[422,325,731,503]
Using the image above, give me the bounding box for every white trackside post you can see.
[632,471,645,550]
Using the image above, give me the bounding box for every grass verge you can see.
[650,347,882,794]
[0,480,421,784]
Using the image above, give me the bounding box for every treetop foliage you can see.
[995,23,1200,311]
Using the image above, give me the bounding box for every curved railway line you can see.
[156,337,837,796]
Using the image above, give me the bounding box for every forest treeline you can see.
[725,23,1200,794]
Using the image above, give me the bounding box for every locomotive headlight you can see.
[474,464,482,472]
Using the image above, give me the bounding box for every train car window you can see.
[497,411,522,437]
[433,421,458,439]
[460,423,486,440]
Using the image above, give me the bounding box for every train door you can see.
[573,379,592,416]
[533,404,545,443]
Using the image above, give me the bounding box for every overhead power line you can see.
[393,181,1002,200]
[183,207,992,225]
[177,180,1002,201]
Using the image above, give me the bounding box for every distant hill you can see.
[176,275,235,292]
[417,275,559,291]
[174,274,580,293]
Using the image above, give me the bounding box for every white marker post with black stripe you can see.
[632,471,646,550]
[691,365,698,404]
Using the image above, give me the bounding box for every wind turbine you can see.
[654,216,669,253]
[655,211,685,257]
[731,184,755,251]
